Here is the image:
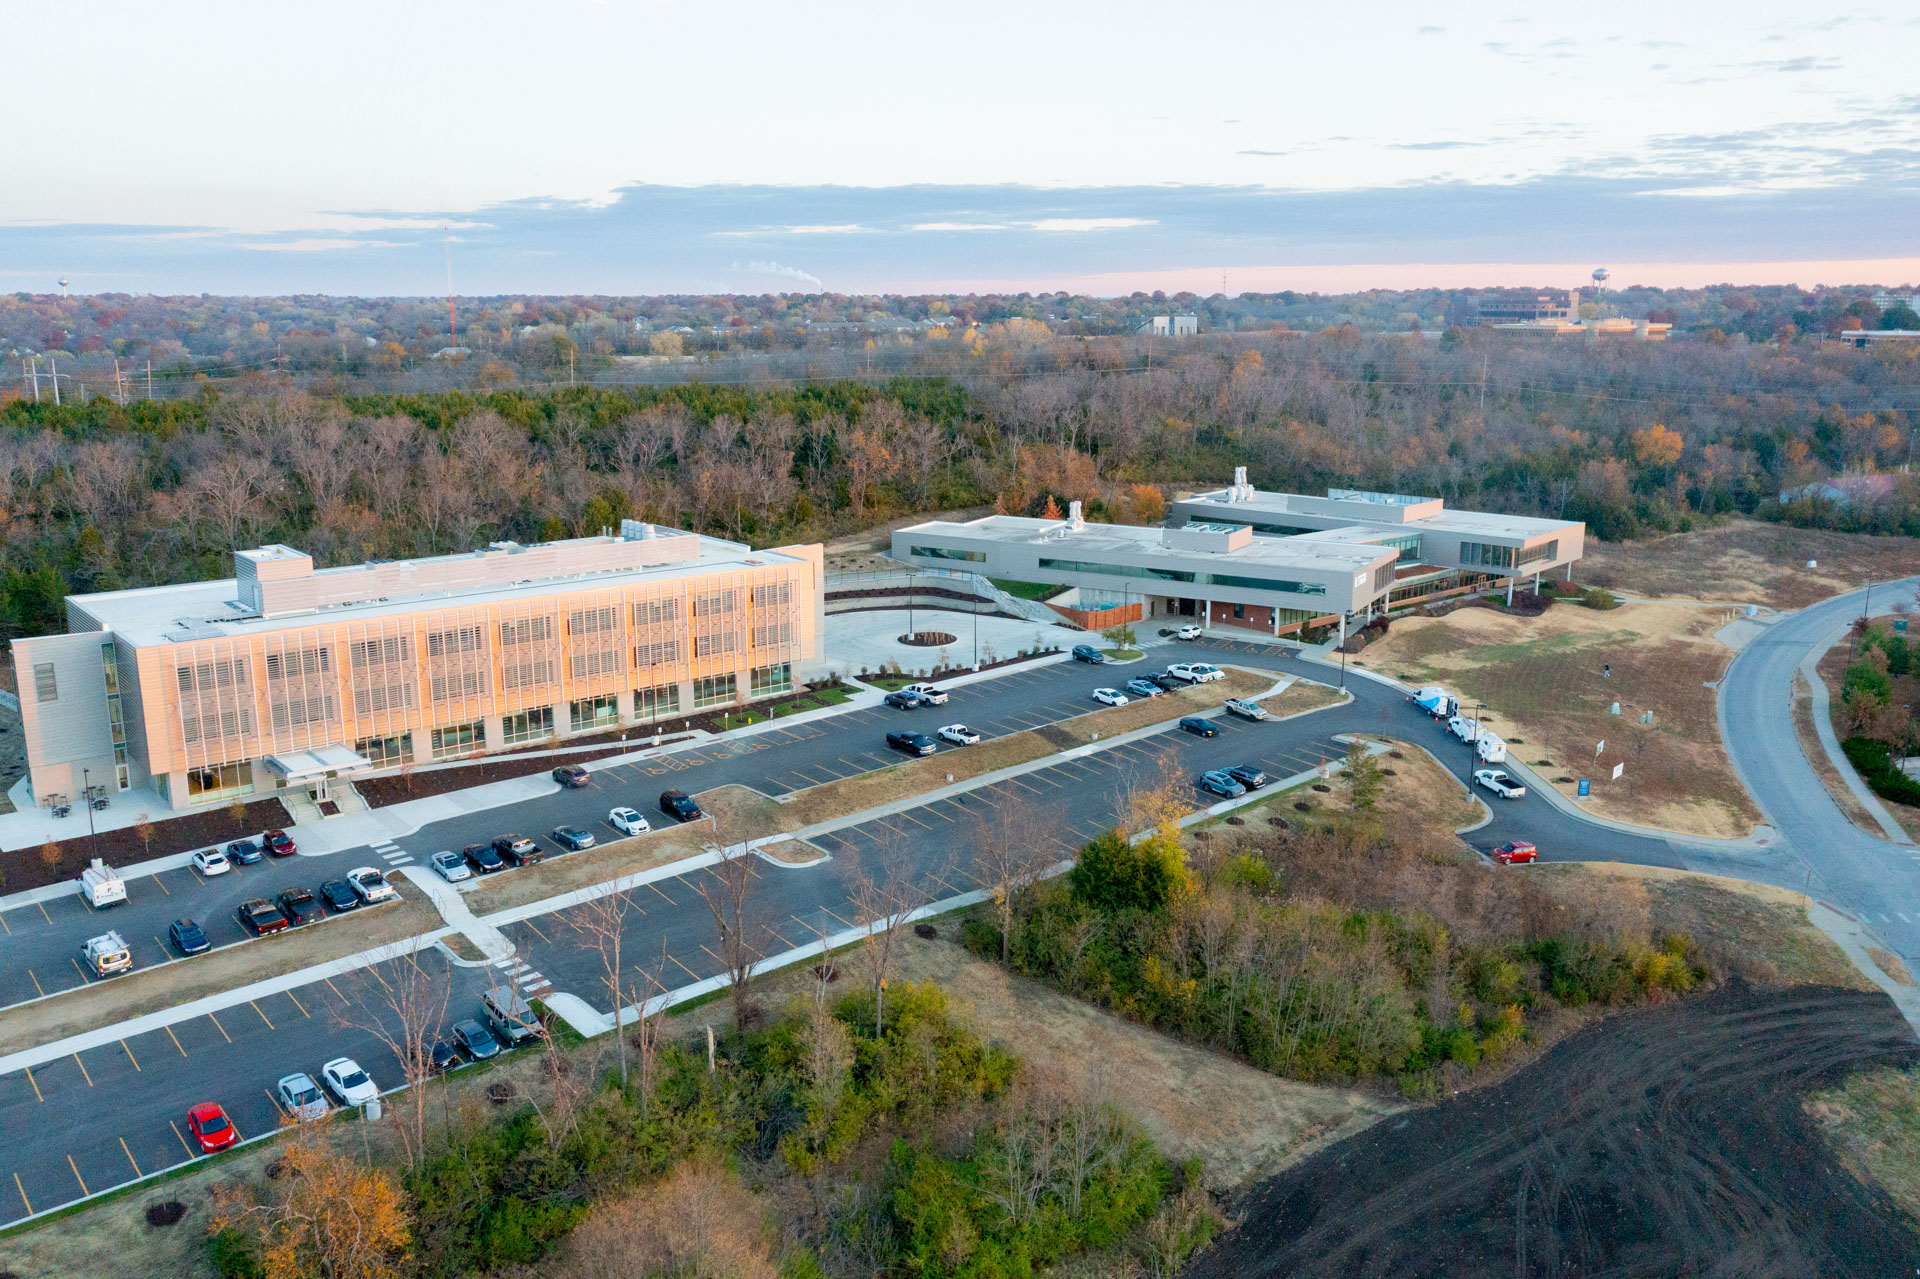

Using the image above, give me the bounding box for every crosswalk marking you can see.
[370,839,413,866]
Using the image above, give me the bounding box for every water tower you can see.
[57,277,69,297]
[1591,267,1609,297]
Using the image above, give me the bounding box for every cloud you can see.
[731,259,823,289]
[1391,141,1483,151]
[1237,149,1289,157]
[238,237,404,252]
[713,223,867,237]
[1417,24,1443,35]
[1024,217,1154,232]
[911,221,1011,232]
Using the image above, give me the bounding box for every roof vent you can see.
[1229,465,1255,502]
[1066,500,1085,532]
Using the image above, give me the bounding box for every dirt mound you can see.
[1188,984,1920,1279]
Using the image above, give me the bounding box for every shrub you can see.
[1843,736,1920,806]
[206,1228,263,1279]
[1581,587,1619,611]
[1217,853,1273,890]
[1069,828,1192,914]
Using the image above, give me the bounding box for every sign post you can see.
[1577,778,1591,798]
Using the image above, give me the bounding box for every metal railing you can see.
[822,568,1062,625]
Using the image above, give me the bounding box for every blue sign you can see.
[1577,778,1591,798]
[1897,619,1909,634]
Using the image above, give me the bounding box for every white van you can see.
[1475,734,1508,764]
[78,860,127,909]
[1447,715,1482,743]
[83,931,133,977]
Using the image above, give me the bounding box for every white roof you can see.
[906,515,1390,571]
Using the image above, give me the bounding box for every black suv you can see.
[318,879,360,912]
[551,764,590,788]
[1227,765,1270,790]
[660,789,704,822]
[886,730,937,757]
[275,887,322,926]
[1148,671,1183,692]
[463,842,505,874]
[1071,644,1105,664]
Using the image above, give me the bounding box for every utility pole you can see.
[1479,354,1488,419]
[49,355,60,406]
[27,356,40,402]
[146,358,153,399]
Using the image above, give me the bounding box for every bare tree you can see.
[970,790,1053,965]
[574,879,639,1087]
[631,940,675,1117]
[332,944,453,1169]
[843,833,942,1037]
[695,837,763,1028]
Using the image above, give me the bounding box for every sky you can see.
[3,0,1918,297]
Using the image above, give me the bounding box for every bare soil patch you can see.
[1358,601,1760,838]
[1188,983,1920,1279]
[0,891,441,1054]
[1581,519,1920,609]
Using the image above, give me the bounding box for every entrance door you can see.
[311,774,329,804]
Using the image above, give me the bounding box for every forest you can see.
[0,322,1915,642]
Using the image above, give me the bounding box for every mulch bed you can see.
[6,793,295,891]
[859,649,1064,685]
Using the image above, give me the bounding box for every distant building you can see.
[1139,314,1198,337]
[429,346,472,360]
[1490,317,1670,341]
[1838,329,1920,349]
[1474,290,1572,326]
[1872,291,1920,314]
[1780,473,1906,506]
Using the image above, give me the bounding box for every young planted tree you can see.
[574,878,639,1088]
[208,1125,412,1279]
[1342,739,1385,814]
[843,833,940,1037]
[695,835,763,1028]
[970,790,1054,965]
[332,945,452,1169]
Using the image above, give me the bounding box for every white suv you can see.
[1175,623,1201,640]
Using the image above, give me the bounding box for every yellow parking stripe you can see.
[26,969,44,998]
[165,1026,186,1057]
[24,1067,42,1103]
[207,1013,232,1044]
[13,1172,30,1215]
[249,1001,275,1031]
[71,1054,93,1087]
[119,1137,142,1178]
[820,906,856,930]
[284,990,310,1019]
[647,881,676,905]
[897,810,934,830]
[324,977,352,1005]
[150,875,170,896]
[170,1119,195,1158]
[66,1155,87,1196]
[121,1040,140,1072]
[668,952,702,981]
[521,919,552,945]
[36,901,53,927]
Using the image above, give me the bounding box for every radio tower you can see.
[444,232,458,350]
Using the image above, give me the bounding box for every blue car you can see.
[225,839,264,865]
[169,918,211,955]
[1198,770,1246,799]
[1126,678,1163,698]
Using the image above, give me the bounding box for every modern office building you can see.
[1473,290,1573,325]
[11,522,825,812]
[891,471,1583,638]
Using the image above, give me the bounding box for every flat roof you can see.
[72,535,807,649]
[1177,487,1577,542]
[903,516,1391,571]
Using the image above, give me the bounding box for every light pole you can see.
[82,767,99,865]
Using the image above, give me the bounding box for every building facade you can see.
[12,522,825,812]
[892,473,1583,640]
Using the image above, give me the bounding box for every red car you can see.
[264,829,297,857]
[1492,840,1539,865]
[187,1102,239,1153]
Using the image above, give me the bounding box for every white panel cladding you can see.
[11,631,117,786]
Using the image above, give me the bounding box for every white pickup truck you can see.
[901,683,949,706]
[78,859,127,909]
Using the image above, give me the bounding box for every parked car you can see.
[1147,672,1183,692]
[347,867,397,904]
[492,835,544,866]
[1071,644,1106,664]
[1474,769,1527,800]
[452,1018,502,1061]
[275,1073,329,1122]
[1166,663,1201,683]
[237,898,289,937]
[429,1040,461,1073]
[1227,765,1270,790]
[192,847,232,877]
[462,842,505,875]
[1091,687,1129,707]
[1223,698,1269,721]
[186,1102,239,1153]
[226,839,264,866]
[1125,678,1164,698]
[1492,840,1539,865]
[430,850,472,882]
[321,1057,378,1106]
[1177,716,1219,738]
[1198,770,1246,799]
[82,931,132,977]
[937,724,981,746]
[1175,662,1224,683]
[659,790,704,822]
[551,764,590,788]
[886,730,937,757]
[882,690,925,710]
[1175,623,1202,640]
[608,806,651,836]
[263,829,297,857]
[482,986,545,1047]
[275,887,322,926]
[318,879,360,912]
[901,682,948,705]
[169,918,211,956]
[552,826,596,852]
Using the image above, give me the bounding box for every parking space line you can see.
[13,1173,29,1215]
[70,957,91,984]
[763,923,798,949]
[897,810,934,830]
[522,919,552,945]
[668,952,702,982]
[699,943,726,967]
[266,1088,290,1120]
[285,990,310,1019]
[66,1155,87,1196]
[821,905,856,930]
[249,1000,276,1030]
[120,1137,142,1178]
[324,977,352,1005]
[647,881,676,905]
[36,901,52,926]
[120,1039,140,1072]
[0,911,9,935]
[72,1053,92,1087]
[165,1025,186,1056]
[170,1120,194,1158]
[24,1067,42,1103]
[207,1012,232,1044]
[149,873,170,896]
[26,969,43,999]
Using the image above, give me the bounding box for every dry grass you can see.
[1792,674,1886,836]
[1366,737,1488,844]
[0,891,443,1054]
[1356,601,1761,838]
[1809,1065,1920,1230]
[1581,519,1920,609]
[1867,948,1916,986]
[1532,862,1874,991]
[757,838,825,866]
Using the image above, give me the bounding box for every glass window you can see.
[910,544,986,563]
[186,760,255,801]
[1460,542,1517,570]
[355,733,413,768]
[430,721,485,760]
[569,694,619,731]
[1516,539,1558,568]
[32,663,56,702]
[502,707,555,745]
[633,597,682,626]
[749,663,792,698]
[1232,603,1245,620]
[1203,572,1328,596]
[633,683,681,723]
[693,674,737,709]
[1038,557,1196,583]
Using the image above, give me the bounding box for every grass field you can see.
[1356,600,1762,838]
[1810,1064,1920,1231]
[1580,519,1920,609]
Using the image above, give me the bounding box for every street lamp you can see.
[82,766,99,865]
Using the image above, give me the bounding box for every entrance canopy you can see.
[263,745,373,784]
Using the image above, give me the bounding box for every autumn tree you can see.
[575,879,640,1087]
[1629,423,1684,468]
[552,1158,776,1279]
[842,834,942,1036]
[208,1125,411,1279]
